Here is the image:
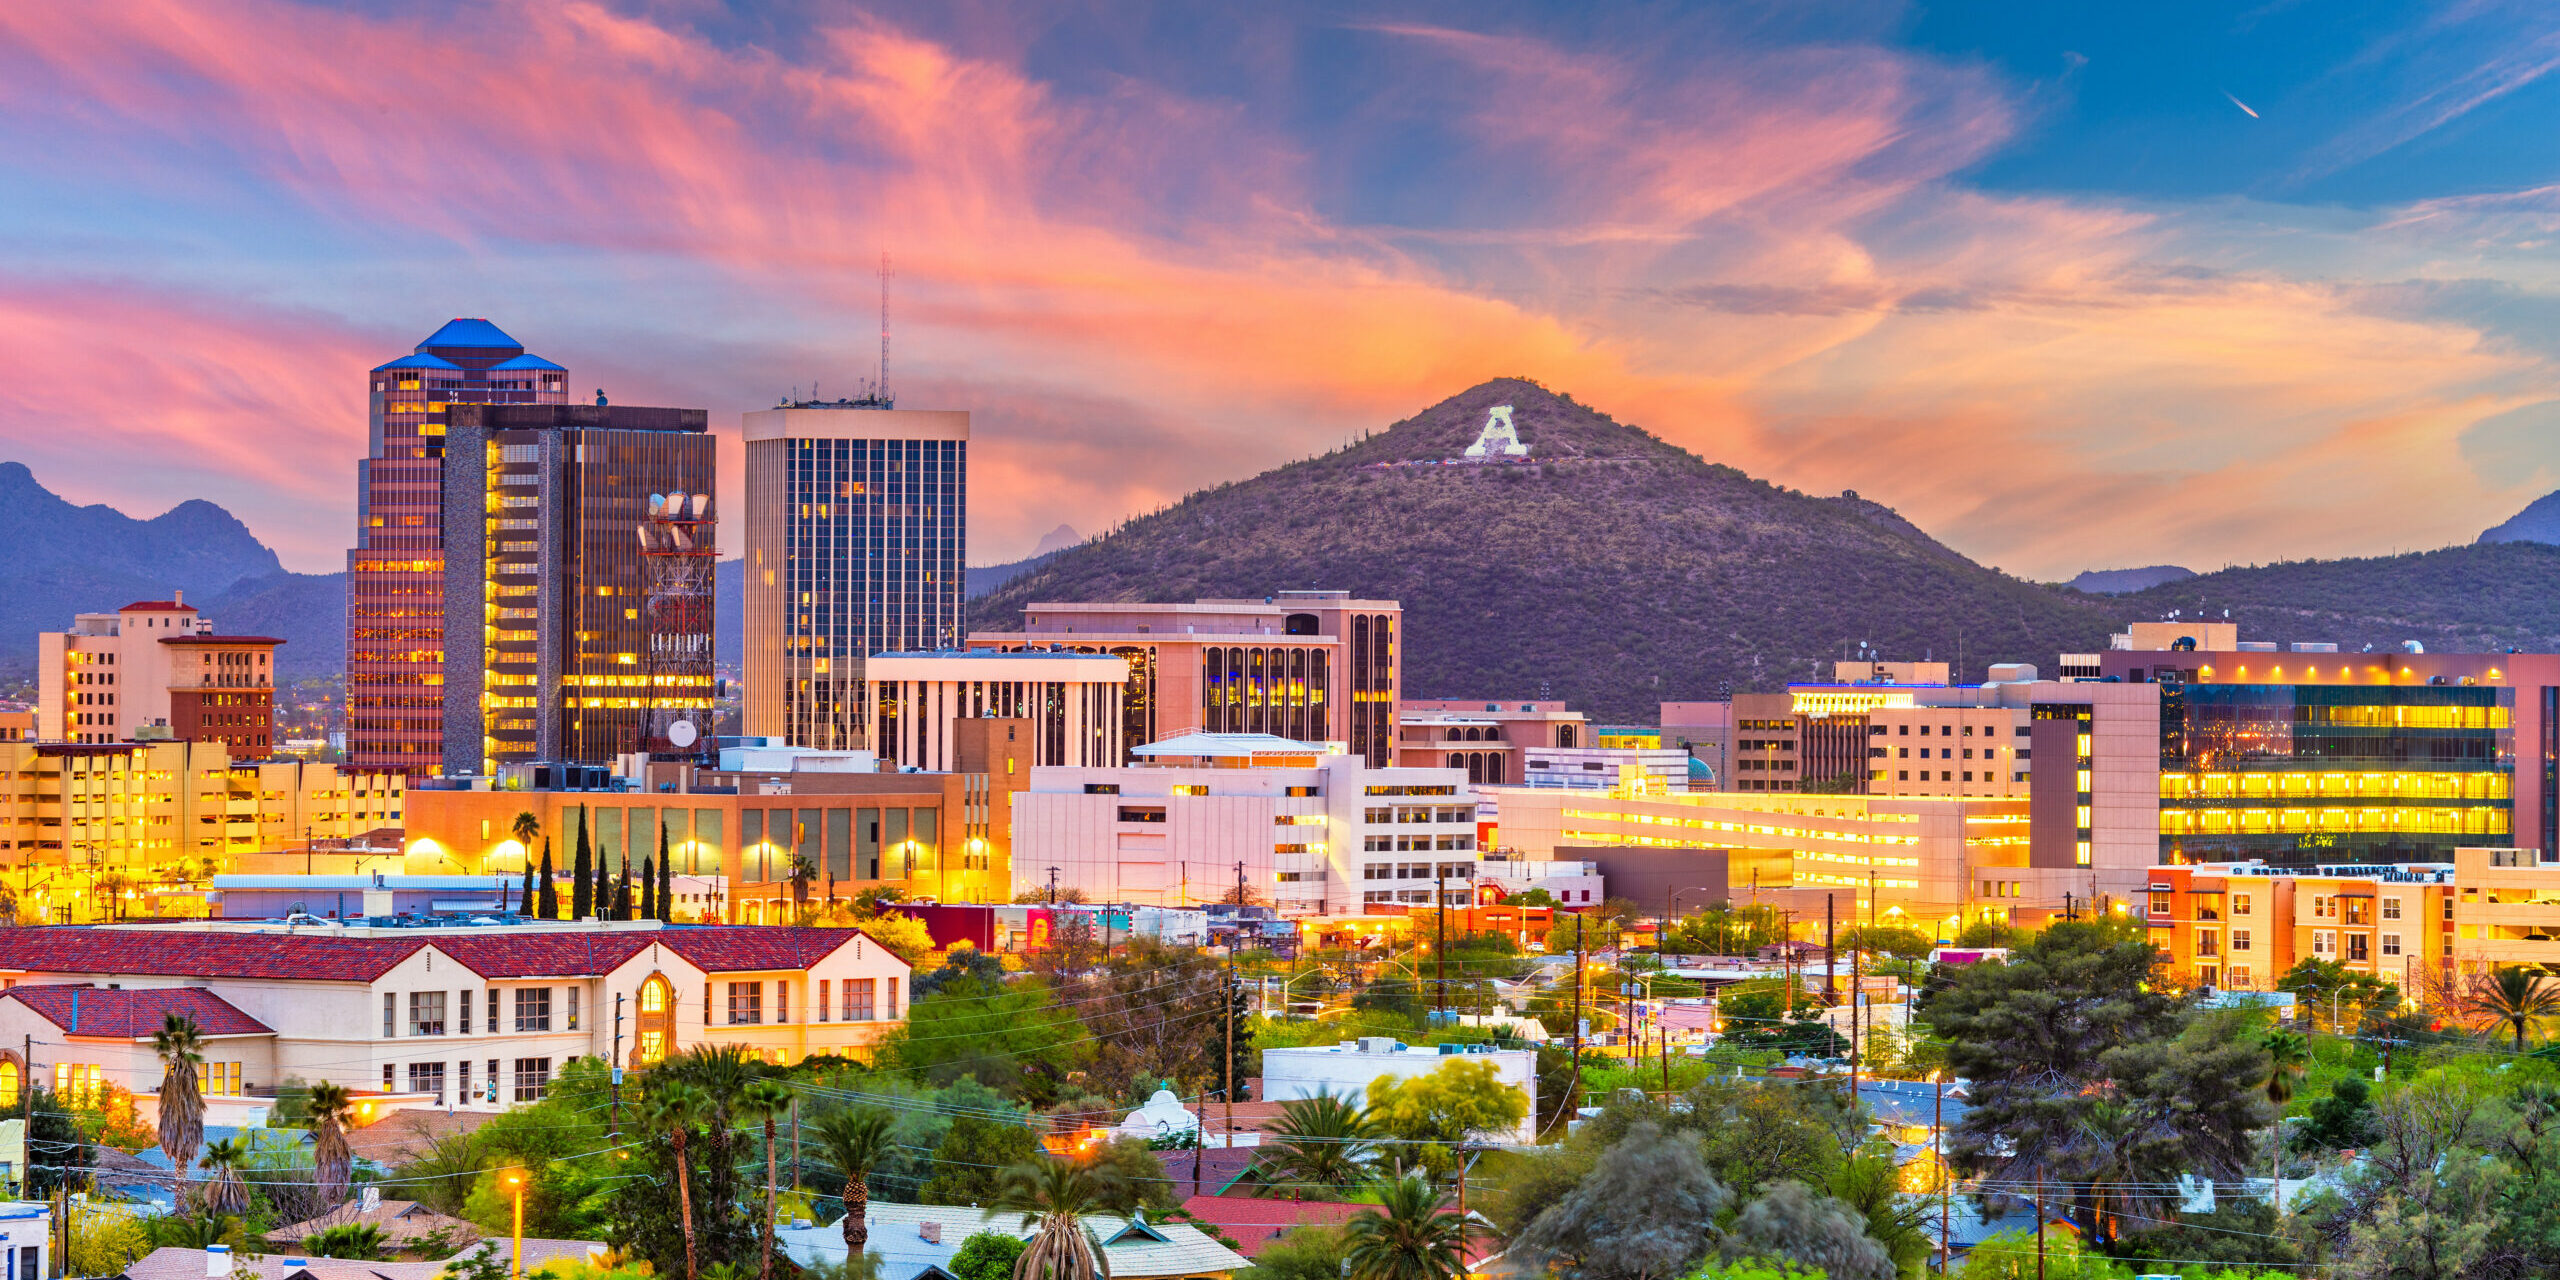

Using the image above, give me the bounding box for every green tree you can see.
[740,1078,794,1280]
[2464,965,2560,1051]
[302,1223,388,1260]
[808,1108,895,1256]
[24,1086,89,1199]
[1252,1090,1377,1197]
[1343,1172,1476,1280]
[1362,1058,1528,1176]
[538,840,558,918]
[946,1231,1025,1280]
[641,1080,712,1280]
[308,1080,355,1206]
[1238,1225,1348,1280]
[992,1158,1121,1280]
[920,1115,1041,1206]
[886,974,1088,1098]
[1721,1180,1894,1280]
[1512,1122,1728,1280]
[197,1137,250,1218]
[1825,1152,1934,1277]
[641,854,658,921]
[2303,1075,2378,1150]
[1835,924,1936,961]
[511,809,542,850]
[152,1012,205,1187]
[1545,913,1619,955]
[571,809,593,920]
[2276,957,2399,1032]
[659,842,675,921]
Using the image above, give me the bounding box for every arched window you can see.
[1445,727,1462,741]
[1447,753,1463,770]
[1485,756,1505,785]
[0,1057,20,1109]
[633,973,675,1066]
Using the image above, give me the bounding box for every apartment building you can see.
[2145,846,2560,993]
[37,597,281,754]
[0,920,912,1114]
[1011,732,1478,915]
[1394,700,1589,785]
[971,591,1403,766]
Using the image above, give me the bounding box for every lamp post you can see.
[503,1168,525,1280]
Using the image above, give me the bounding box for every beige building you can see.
[37,597,280,751]
[1395,699,1588,785]
[971,590,1403,766]
[867,650,1128,771]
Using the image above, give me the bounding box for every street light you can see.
[502,1168,526,1280]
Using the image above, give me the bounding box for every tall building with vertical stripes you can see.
[346,320,567,773]
[741,402,969,750]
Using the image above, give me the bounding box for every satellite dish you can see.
[648,493,666,516]
[668,720,699,748]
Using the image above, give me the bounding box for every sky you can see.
[4,1,2560,579]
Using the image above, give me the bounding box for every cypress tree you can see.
[595,848,615,920]
[571,810,593,920]
[658,845,675,922]
[613,865,634,920]
[518,856,535,917]
[538,840,559,919]
[640,855,657,921]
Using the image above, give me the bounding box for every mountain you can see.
[2480,490,2560,546]
[0,463,349,675]
[2067,565,2195,595]
[1031,523,1083,556]
[2110,543,2560,654]
[970,379,2128,719]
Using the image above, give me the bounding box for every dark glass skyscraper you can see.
[347,320,566,773]
[741,402,968,749]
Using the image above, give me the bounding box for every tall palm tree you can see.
[643,1080,712,1280]
[685,1044,762,1182]
[308,1080,355,1206]
[809,1108,895,1257]
[198,1137,250,1218]
[1252,1090,1376,1198]
[993,1157,1122,1280]
[2466,966,2560,1052]
[1343,1172,1475,1280]
[153,1013,206,1192]
[511,810,542,851]
[740,1078,796,1280]
[2261,1028,2308,1211]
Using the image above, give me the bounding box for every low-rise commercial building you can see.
[971,589,1404,766]
[1394,699,1589,785]
[1011,732,1478,915]
[866,650,1127,771]
[0,919,911,1111]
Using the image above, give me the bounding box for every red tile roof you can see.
[0,925,896,984]
[0,984,272,1038]
[116,602,196,613]
[1176,1197,1367,1256]
[158,635,285,646]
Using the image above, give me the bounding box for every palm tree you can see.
[740,1078,796,1280]
[1343,1172,1476,1280]
[1252,1090,1376,1198]
[302,1223,388,1260]
[198,1137,250,1218]
[2261,1028,2308,1211]
[511,810,542,852]
[643,1080,712,1280]
[2466,966,2560,1052]
[153,1013,206,1192]
[809,1108,895,1256]
[308,1080,355,1206]
[993,1157,1123,1280]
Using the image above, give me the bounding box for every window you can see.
[567,988,580,1030]
[513,1058,552,1102]
[383,1064,395,1090]
[850,978,875,1021]
[2344,899,2370,925]
[777,982,791,1023]
[0,1060,17,1109]
[2312,895,2332,920]
[2313,930,2334,956]
[2382,897,2403,920]
[515,988,552,1032]
[409,991,446,1036]
[2149,892,2171,917]
[486,989,499,1033]
[2382,933,2403,956]
[2347,934,2370,962]
[2232,929,2252,952]
[1116,806,1167,823]
[197,1062,241,1096]
[459,991,472,1034]
[2196,931,2219,957]
[818,980,831,1022]
[888,979,901,1020]
[408,1061,447,1104]
[2232,893,2252,916]
[383,992,397,1038]
[458,1060,471,1105]
[729,982,763,1025]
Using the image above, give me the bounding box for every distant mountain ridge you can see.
[2481,490,2560,546]
[2067,565,2195,595]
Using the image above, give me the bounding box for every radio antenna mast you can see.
[877,251,892,405]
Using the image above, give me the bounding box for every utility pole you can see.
[1569,922,1585,1119]
[791,1097,802,1190]
[1047,866,1058,905]
[1434,865,1447,1017]
[1825,893,1836,1012]
[1225,860,1242,1160]
[1935,1070,1948,1274]
[1850,940,1862,1108]
[2035,1168,2047,1280]
[611,993,625,1136]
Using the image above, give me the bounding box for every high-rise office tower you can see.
[347,320,567,772]
[741,399,968,749]
[440,403,717,776]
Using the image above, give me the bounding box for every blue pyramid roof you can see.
[488,353,566,372]
[373,352,464,373]
[418,317,523,351]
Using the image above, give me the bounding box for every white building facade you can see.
[866,650,1128,771]
[1011,734,1480,915]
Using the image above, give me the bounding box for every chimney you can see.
[206,1245,231,1277]
[174,590,184,607]
[918,1222,941,1244]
